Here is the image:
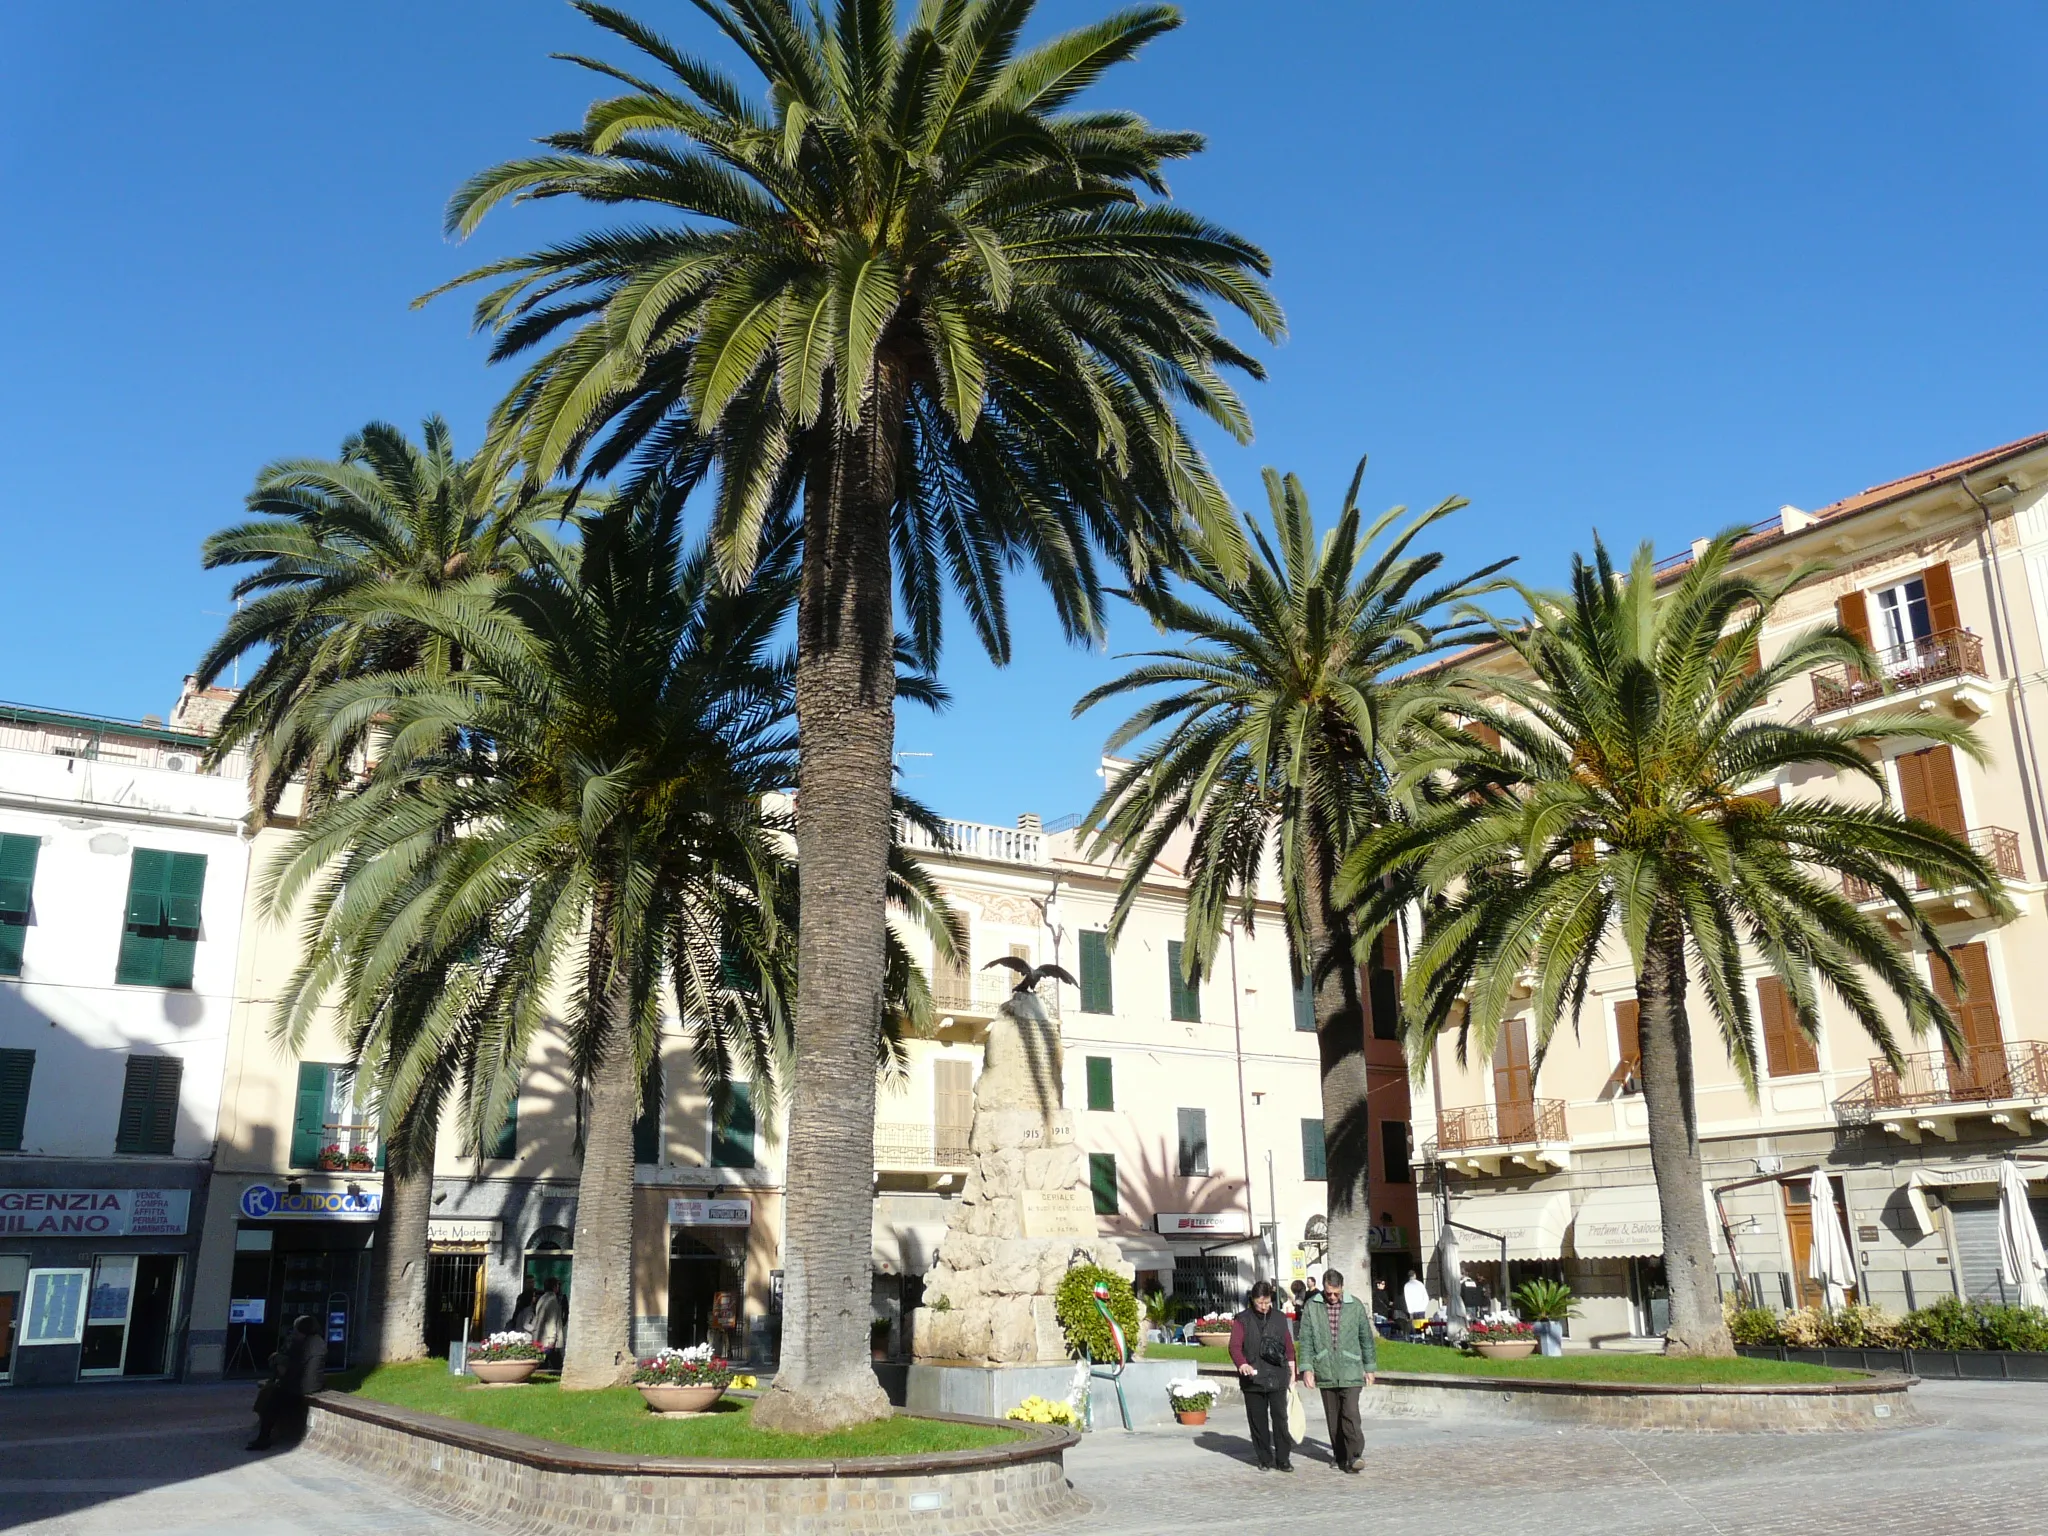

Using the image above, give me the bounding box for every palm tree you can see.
[195,415,568,817]
[269,493,959,1388]
[195,415,563,1363]
[1340,534,2014,1355]
[1076,460,1507,1273]
[428,0,1279,1429]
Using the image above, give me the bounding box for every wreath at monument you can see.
[1054,1265,1141,1363]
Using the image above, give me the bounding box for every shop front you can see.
[1,1183,200,1387]
[1155,1210,1255,1311]
[667,1196,750,1356]
[224,1179,379,1375]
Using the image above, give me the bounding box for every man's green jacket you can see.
[1294,1294,1377,1387]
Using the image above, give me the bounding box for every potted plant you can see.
[466,1331,544,1384]
[1511,1279,1578,1358]
[1006,1395,1081,1427]
[1466,1319,1538,1361]
[1167,1379,1216,1425]
[1190,1312,1233,1350]
[1140,1289,1176,1345]
[345,1148,376,1173]
[315,1143,348,1172]
[633,1344,735,1413]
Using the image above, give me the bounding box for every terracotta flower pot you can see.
[1175,1409,1209,1426]
[1193,1331,1232,1350]
[1470,1339,1538,1361]
[638,1382,727,1414]
[468,1357,540,1384]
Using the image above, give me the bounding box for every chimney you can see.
[1016,813,1043,834]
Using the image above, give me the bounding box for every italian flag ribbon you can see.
[1091,1280,1127,1365]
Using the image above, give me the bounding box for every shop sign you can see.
[669,1197,752,1227]
[1154,1211,1252,1237]
[0,1188,191,1237]
[1366,1224,1406,1250]
[427,1220,501,1244]
[238,1183,381,1221]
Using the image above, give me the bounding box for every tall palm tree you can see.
[428,0,1279,1429]
[195,415,563,1363]
[1340,534,2014,1355]
[195,415,568,817]
[1076,461,1507,1272]
[269,494,959,1388]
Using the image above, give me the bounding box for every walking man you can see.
[1294,1267,1376,1474]
[1228,1280,1297,1472]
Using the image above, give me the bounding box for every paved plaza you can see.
[4,1380,2046,1535]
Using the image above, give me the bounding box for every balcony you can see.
[1835,1044,2048,1143]
[1842,826,2026,922]
[1811,629,1993,719]
[930,970,1062,1024]
[313,1122,381,1171]
[1429,1098,1570,1176]
[895,815,1046,866]
[874,1121,971,1175]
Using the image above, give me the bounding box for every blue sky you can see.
[3,2,2044,826]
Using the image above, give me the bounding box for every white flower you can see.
[1166,1377,1210,1396]
[485,1331,534,1348]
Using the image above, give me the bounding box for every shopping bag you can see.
[1286,1386,1306,1442]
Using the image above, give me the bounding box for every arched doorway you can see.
[668,1232,722,1349]
[523,1226,573,1308]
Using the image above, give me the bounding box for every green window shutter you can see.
[1293,976,1315,1033]
[0,1048,34,1150]
[1078,930,1112,1014]
[1085,1056,1114,1112]
[712,1081,755,1169]
[1300,1118,1327,1181]
[633,1059,663,1165]
[115,1055,181,1156]
[163,852,207,929]
[490,1092,518,1160]
[1177,1107,1208,1176]
[1167,941,1200,1022]
[125,848,169,926]
[1089,1152,1119,1216]
[117,849,203,988]
[290,1062,332,1168]
[0,834,40,977]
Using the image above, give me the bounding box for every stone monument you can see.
[912,976,1132,1365]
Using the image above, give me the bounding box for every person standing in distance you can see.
[1403,1269,1431,1337]
[1228,1280,1298,1472]
[1294,1268,1376,1474]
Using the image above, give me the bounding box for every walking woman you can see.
[1228,1280,1298,1472]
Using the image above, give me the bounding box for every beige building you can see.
[1413,431,2048,1342]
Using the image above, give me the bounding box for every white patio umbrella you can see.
[1806,1169,1857,1312]
[1995,1160,2048,1310]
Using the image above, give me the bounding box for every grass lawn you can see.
[1144,1338,1859,1384]
[334,1363,1025,1460]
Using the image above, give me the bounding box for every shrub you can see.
[1055,1266,1141,1363]
[1898,1296,1984,1351]
[1725,1304,1781,1347]
[1776,1305,1826,1349]
[1511,1278,1577,1322]
[631,1344,735,1388]
[1820,1302,1903,1348]
[1007,1394,1080,1426]
[467,1330,543,1363]
[1970,1303,2048,1352]
[1166,1378,1216,1413]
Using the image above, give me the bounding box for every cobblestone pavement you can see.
[4,1379,2044,1535]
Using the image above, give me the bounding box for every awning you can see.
[1904,1161,2048,1237]
[1571,1185,1663,1258]
[1447,1188,1570,1260]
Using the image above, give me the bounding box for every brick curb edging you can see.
[304,1392,1085,1535]
[1194,1362,1921,1431]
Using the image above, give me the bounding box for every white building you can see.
[0,689,252,1386]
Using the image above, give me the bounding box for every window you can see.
[0,833,39,977]
[1167,940,1201,1023]
[1078,930,1113,1014]
[1754,977,1818,1078]
[290,1062,365,1168]
[1089,1152,1118,1215]
[633,1059,663,1165]
[0,1047,33,1150]
[1381,1119,1412,1184]
[115,849,206,989]
[1293,974,1315,1033]
[1176,1107,1208,1177]
[114,1055,181,1156]
[1615,998,1642,1088]
[1367,927,1400,1041]
[1300,1118,1327,1181]
[1871,576,1933,656]
[489,1092,517,1161]
[1085,1056,1114,1112]
[712,1082,756,1169]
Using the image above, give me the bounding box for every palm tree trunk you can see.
[1636,918,1733,1356]
[561,921,642,1389]
[367,1110,435,1363]
[1304,832,1373,1279]
[752,370,902,1434]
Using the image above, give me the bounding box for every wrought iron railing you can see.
[873,1122,972,1169]
[1842,825,2023,903]
[1811,628,1986,713]
[1435,1097,1567,1152]
[1835,1043,2048,1119]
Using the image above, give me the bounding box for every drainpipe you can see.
[1226,923,1259,1275]
[1959,472,2048,875]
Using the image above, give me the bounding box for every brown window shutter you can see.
[1921,563,1960,636]
[1466,721,1501,752]
[1615,999,1641,1074]
[1836,591,1872,648]
[1756,975,1816,1076]
[1931,943,2005,1055]
[1897,745,1967,838]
